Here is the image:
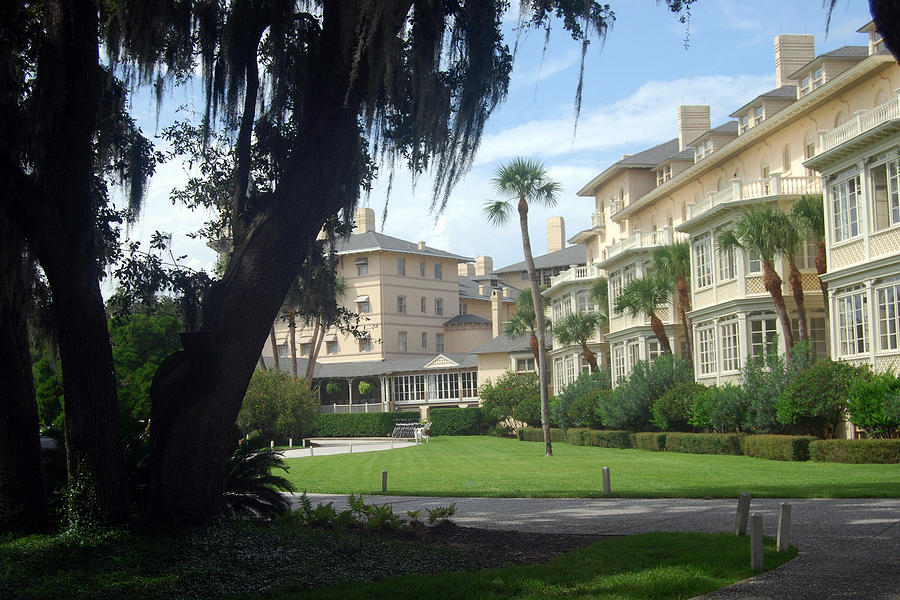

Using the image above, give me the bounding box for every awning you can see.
[324,334,338,342]
[354,257,368,264]
[355,295,370,302]
[276,334,288,344]
[298,336,313,344]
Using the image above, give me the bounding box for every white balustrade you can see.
[821,92,900,153]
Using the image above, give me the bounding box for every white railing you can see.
[820,92,900,152]
[605,227,682,261]
[591,210,605,228]
[687,175,822,220]
[548,263,603,288]
[609,200,623,215]
[321,402,383,414]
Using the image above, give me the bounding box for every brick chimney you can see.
[458,262,475,277]
[475,256,493,277]
[353,207,376,233]
[490,290,502,338]
[546,217,565,253]
[775,34,815,88]
[677,105,710,151]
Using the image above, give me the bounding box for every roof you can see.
[576,139,682,196]
[443,314,490,326]
[470,334,548,354]
[653,146,695,168]
[729,85,797,117]
[685,121,739,147]
[457,276,519,301]
[271,353,478,379]
[786,46,869,80]
[494,244,586,274]
[335,231,471,262]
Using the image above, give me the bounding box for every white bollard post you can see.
[349,443,353,454]
[735,492,752,536]
[309,446,314,457]
[390,439,394,449]
[777,503,792,552]
[750,515,764,570]
[382,469,388,493]
[602,466,611,494]
[289,438,293,448]
[270,440,274,449]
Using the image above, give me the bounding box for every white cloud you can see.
[510,49,580,88]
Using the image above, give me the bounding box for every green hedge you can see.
[809,439,900,464]
[583,430,636,449]
[664,433,744,455]
[313,411,419,437]
[741,435,815,461]
[429,407,491,436]
[516,427,566,442]
[635,433,667,452]
[565,428,589,446]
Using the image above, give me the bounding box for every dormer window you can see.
[739,114,749,134]
[753,105,763,126]
[799,67,825,97]
[656,164,672,185]
[695,139,713,162]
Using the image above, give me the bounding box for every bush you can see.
[565,428,589,446]
[516,427,566,442]
[313,411,419,437]
[582,430,635,449]
[776,359,869,438]
[741,341,816,433]
[512,394,543,428]
[741,435,816,461]
[550,371,611,431]
[238,370,319,442]
[847,372,900,438]
[651,382,704,431]
[664,433,744,455]
[809,439,900,464]
[429,407,494,436]
[600,354,694,431]
[690,384,747,433]
[635,432,667,451]
[480,371,540,424]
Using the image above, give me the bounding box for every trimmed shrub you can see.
[313,411,419,437]
[480,371,540,424]
[517,427,566,442]
[635,432,667,451]
[809,439,900,464]
[664,433,744,455]
[565,428,589,446]
[776,359,869,438]
[551,371,611,431]
[847,372,900,439]
[600,354,694,431]
[690,384,747,433]
[429,407,494,436]
[651,382,705,431]
[582,430,635,449]
[741,435,816,461]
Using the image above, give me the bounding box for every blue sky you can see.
[124,0,873,279]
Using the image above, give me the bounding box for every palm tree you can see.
[553,312,603,372]
[653,241,693,367]
[613,273,673,354]
[770,211,809,342]
[484,158,560,457]
[718,205,795,359]
[590,277,610,334]
[792,194,828,325]
[280,277,303,379]
[504,288,549,365]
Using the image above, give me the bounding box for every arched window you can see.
[651,215,658,231]
[716,177,725,191]
[875,88,888,107]
[782,145,791,173]
[834,111,846,127]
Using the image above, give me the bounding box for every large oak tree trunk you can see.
[763,260,795,361]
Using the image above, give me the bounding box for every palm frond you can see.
[791,194,825,242]
[483,199,513,226]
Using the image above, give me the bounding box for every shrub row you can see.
[742,435,816,461]
[516,427,567,442]
[429,407,494,436]
[313,411,419,437]
[565,428,590,446]
[809,439,900,464]
[582,429,635,449]
[664,433,744,455]
[635,433,667,452]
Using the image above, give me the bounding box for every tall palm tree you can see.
[280,277,303,379]
[613,273,673,354]
[718,205,795,359]
[653,241,693,367]
[504,288,549,365]
[590,276,610,334]
[553,312,603,371]
[484,158,560,457]
[770,210,809,342]
[792,194,828,325]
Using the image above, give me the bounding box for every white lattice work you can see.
[801,272,823,293]
[870,228,900,260]
[831,240,865,269]
[717,281,738,302]
[694,288,715,309]
[746,276,766,295]
[874,354,900,374]
[840,357,872,368]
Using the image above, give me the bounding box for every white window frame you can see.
[872,157,900,232]
[876,281,900,352]
[358,337,372,352]
[720,320,740,373]
[749,317,778,356]
[397,295,406,313]
[718,245,736,282]
[397,258,406,276]
[398,331,408,352]
[694,234,713,288]
[434,298,444,316]
[831,174,862,243]
[434,262,442,280]
[435,333,445,354]
[836,290,869,357]
[697,325,717,376]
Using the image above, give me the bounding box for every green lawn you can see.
[284,436,900,498]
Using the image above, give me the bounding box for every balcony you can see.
[687,174,822,220]
[591,210,606,228]
[820,92,900,153]
[548,263,603,289]
[603,227,684,263]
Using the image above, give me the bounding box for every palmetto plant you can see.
[792,194,828,324]
[653,241,693,367]
[484,157,560,457]
[223,432,294,520]
[613,273,673,354]
[553,312,603,371]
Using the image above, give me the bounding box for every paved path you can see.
[281,438,417,458]
[295,494,900,599]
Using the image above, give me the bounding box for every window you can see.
[397,258,406,276]
[391,374,425,403]
[800,74,812,96]
[461,372,478,398]
[279,343,289,357]
[812,67,824,89]
[782,145,791,173]
[872,158,900,231]
[720,320,740,372]
[718,245,736,281]
[647,339,662,362]
[552,293,571,323]
[696,139,713,162]
[753,105,763,126]
[791,317,827,358]
[516,358,536,373]
[694,234,713,288]
[397,296,406,313]
[697,326,717,375]
[877,282,900,351]
[576,291,595,313]
[420,296,427,313]
[421,332,427,349]
[612,346,626,382]
[435,333,444,353]
[520,271,529,280]
[459,302,467,314]
[747,251,762,275]
[358,337,372,352]
[750,318,777,356]
[300,343,311,356]
[357,297,371,313]
[434,262,442,279]
[837,291,869,356]
[832,175,861,243]
[555,358,565,391]
[739,114,749,134]
[623,265,636,286]
[626,341,641,370]
[434,298,444,316]
[419,261,425,277]
[326,340,338,354]
[398,331,408,352]
[609,273,622,304]
[428,372,460,400]
[794,240,818,270]
[565,355,577,384]
[355,257,368,275]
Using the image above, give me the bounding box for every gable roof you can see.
[457,276,519,301]
[729,85,798,118]
[271,353,477,379]
[443,313,491,326]
[576,139,683,196]
[335,231,471,262]
[471,333,549,354]
[494,244,586,274]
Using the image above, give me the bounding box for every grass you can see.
[279,532,796,600]
[284,436,900,498]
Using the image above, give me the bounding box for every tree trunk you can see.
[763,260,795,360]
[269,323,280,372]
[518,197,552,457]
[529,331,540,364]
[304,317,322,387]
[257,355,267,371]
[815,241,829,327]
[788,261,808,342]
[648,313,672,355]
[288,312,298,379]
[580,343,598,372]
[677,276,693,367]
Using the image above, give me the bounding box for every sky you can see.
[122,0,874,281]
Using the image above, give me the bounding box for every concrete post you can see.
[382,470,388,493]
[390,439,394,449]
[289,438,293,448]
[735,492,752,535]
[777,503,792,552]
[349,443,353,454]
[602,466,611,494]
[270,440,274,449]
[750,515,764,570]
[309,446,314,457]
